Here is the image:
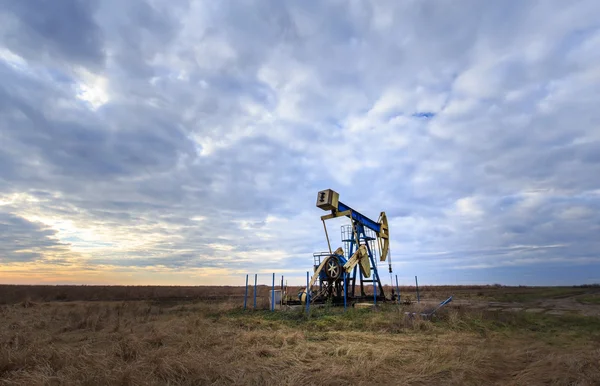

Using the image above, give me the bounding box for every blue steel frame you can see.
[312,198,387,303]
[337,202,381,233]
[342,221,385,299]
[373,270,376,306]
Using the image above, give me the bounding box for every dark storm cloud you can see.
[0,0,599,284]
[0,212,68,262]
[0,0,104,68]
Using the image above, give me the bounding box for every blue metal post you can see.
[343,271,347,311]
[305,271,310,314]
[395,275,400,304]
[373,271,377,306]
[253,274,257,309]
[244,274,248,310]
[429,296,453,316]
[415,275,420,303]
[271,273,275,312]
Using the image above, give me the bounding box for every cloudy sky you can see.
[1,0,599,286]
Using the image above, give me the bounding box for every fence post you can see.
[253,274,257,310]
[343,271,347,311]
[395,275,400,304]
[271,273,275,312]
[281,275,284,306]
[305,271,310,314]
[244,274,248,310]
[415,275,420,304]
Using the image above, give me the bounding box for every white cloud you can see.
[454,197,484,218]
[1,0,600,285]
[0,48,28,72]
[74,68,109,109]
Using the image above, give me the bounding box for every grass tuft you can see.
[0,289,598,385]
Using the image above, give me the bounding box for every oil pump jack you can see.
[298,189,392,305]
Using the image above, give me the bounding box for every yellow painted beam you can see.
[320,210,352,221]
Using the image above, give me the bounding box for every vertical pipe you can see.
[281,275,284,306]
[244,274,249,310]
[351,265,357,297]
[271,273,275,312]
[305,271,310,314]
[343,271,347,311]
[373,271,377,306]
[253,274,257,310]
[395,275,400,304]
[415,275,420,304]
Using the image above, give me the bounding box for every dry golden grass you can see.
[0,285,250,304]
[2,284,597,305]
[1,298,599,386]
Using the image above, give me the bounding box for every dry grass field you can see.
[1,285,599,385]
